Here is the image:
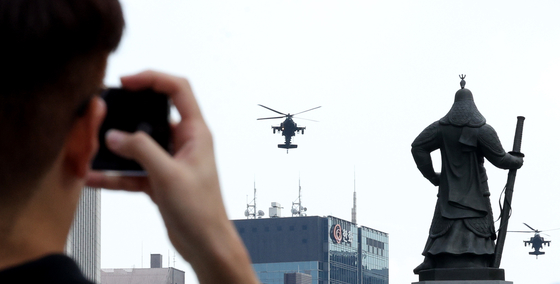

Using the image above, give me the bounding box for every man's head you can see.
[0,0,124,208]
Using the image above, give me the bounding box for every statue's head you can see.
[439,75,486,127]
[454,88,474,102]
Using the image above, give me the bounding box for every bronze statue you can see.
[411,75,524,274]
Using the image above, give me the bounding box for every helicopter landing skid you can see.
[529,251,545,259]
[278,144,297,149]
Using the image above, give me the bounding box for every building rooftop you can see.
[101,267,184,284]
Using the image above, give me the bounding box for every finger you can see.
[120,70,202,122]
[105,129,175,177]
[86,170,150,192]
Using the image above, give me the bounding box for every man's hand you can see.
[86,71,258,284]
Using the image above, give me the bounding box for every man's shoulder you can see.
[0,254,94,284]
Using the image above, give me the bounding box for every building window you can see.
[239,228,245,234]
[302,239,307,243]
[252,227,257,232]
[302,225,308,230]
[277,226,282,231]
[290,225,295,231]
[265,226,269,232]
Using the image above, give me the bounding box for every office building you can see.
[285,272,312,284]
[233,215,389,284]
[101,254,185,284]
[65,187,101,283]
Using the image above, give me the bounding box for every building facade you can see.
[285,272,312,284]
[101,254,185,284]
[233,216,388,284]
[101,267,185,284]
[65,187,101,283]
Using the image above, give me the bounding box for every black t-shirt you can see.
[0,254,94,284]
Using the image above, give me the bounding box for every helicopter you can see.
[509,223,554,258]
[257,104,321,153]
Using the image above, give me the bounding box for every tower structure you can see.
[65,187,101,283]
[352,171,357,224]
[245,181,264,219]
[291,178,307,217]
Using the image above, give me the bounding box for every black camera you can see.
[92,88,171,175]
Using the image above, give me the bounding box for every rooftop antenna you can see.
[291,176,307,217]
[352,167,357,224]
[245,179,264,219]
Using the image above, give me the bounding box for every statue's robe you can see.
[411,120,522,256]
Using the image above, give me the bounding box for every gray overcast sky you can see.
[101,1,560,283]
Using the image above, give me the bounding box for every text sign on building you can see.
[330,224,353,244]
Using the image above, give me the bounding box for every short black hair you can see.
[0,0,125,201]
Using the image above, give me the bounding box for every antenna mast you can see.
[291,177,307,217]
[245,181,257,219]
[352,168,357,224]
[245,179,264,218]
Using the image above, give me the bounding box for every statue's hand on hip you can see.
[429,173,441,186]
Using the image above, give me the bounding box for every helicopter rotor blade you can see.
[257,116,285,120]
[507,230,535,233]
[542,227,560,232]
[294,106,321,116]
[294,117,319,122]
[524,223,538,232]
[258,104,286,116]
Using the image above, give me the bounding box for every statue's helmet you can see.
[439,87,486,127]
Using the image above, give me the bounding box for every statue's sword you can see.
[492,116,525,268]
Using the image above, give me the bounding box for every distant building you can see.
[285,272,312,284]
[65,187,101,283]
[101,254,185,284]
[151,253,163,269]
[233,215,389,284]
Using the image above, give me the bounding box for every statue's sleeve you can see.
[411,121,441,186]
[478,124,523,170]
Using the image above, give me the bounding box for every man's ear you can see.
[64,97,107,178]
